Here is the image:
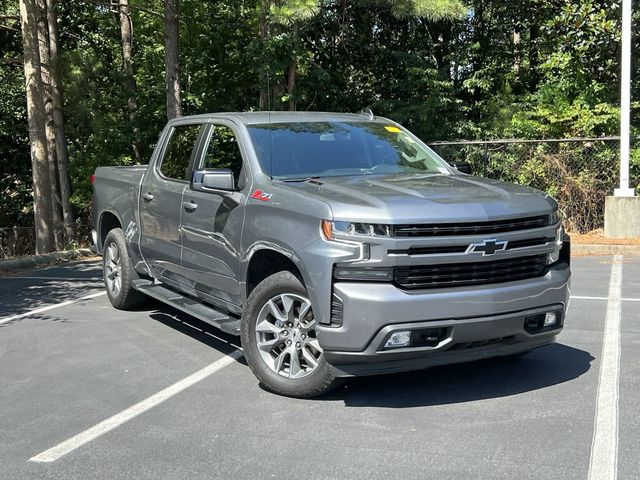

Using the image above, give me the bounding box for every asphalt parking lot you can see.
[1,255,639,480]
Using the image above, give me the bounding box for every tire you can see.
[241,271,340,398]
[102,228,147,310]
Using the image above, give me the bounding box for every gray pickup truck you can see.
[92,112,571,397]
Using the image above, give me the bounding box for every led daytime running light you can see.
[322,220,392,239]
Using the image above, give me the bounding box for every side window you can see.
[160,124,201,181]
[200,125,245,189]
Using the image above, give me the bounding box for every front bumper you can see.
[317,262,570,377]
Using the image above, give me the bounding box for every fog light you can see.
[384,331,411,349]
[544,312,558,327]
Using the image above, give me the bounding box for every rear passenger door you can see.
[139,123,203,285]
[180,123,248,310]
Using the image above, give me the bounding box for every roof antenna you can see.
[359,107,375,120]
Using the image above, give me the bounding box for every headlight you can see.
[321,220,391,240]
[550,209,562,225]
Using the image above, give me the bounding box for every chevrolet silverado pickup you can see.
[92,112,571,397]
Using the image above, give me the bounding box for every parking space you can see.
[618,256,640,480]
[0,256,638,479]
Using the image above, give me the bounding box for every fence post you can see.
[12,226,18,257]
[483,143,489,176]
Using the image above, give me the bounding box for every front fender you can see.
[242,236,362,324]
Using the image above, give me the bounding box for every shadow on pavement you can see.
[329,343,593,408]
[0,261,103,319]
[148,304,246,365]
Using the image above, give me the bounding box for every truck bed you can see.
[93,165,147,251]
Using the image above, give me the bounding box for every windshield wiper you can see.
[279,176,323,183]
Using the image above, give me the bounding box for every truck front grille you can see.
[388,236,554,256]
[394,254,548,290]
[393,215,550,237]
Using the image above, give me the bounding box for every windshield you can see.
[247,121,452,179]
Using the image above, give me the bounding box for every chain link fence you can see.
[429,137,640,233]
[2,137,639,259]
[0,224,92,260]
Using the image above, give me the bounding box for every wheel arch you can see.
[98,209,123,253]
[245,247,310,300]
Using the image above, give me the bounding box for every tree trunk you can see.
[118,0,141,162]
[163,0,182,119]
[47,0,75,241]
[513,30,521,83]
[37,0,63,250]
[258,0,269,110]
[529,23,539,90]
[20,0,55,253]
[286,23,298,111]
[286,62,296,111]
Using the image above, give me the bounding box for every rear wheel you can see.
[241,271,340,398]
[103,228,147,310]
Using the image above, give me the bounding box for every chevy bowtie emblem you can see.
[465,239,508,256]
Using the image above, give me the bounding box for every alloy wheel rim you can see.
[255,293,322,379]
[105,242,122,297]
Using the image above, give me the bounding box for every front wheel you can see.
[241,271,340,398]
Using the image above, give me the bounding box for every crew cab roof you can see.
[166,111,391,126]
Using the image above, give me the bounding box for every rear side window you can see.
[200,125,245,189]
[160,124,201,181]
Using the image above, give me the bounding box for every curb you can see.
[572,243,640,256]
[0,248,97,275]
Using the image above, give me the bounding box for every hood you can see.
[279,173,555,224]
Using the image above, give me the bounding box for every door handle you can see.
[142,192,154,202]
[183,200,198,212]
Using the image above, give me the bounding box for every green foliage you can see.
[384,0,467,20]
[0,0,638,232]
[270,0,320,25]
[507,2,621,139]
[0,0,31,226]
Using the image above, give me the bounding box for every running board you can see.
[133,280,241,336]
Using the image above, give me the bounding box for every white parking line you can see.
[571,296,639,302]
[588,254,623,480]
[0,276,102,281]
[29,349,243,463]
[0,291,107,325]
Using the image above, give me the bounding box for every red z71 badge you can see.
[251,190,273,202]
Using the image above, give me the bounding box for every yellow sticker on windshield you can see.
[384,125,401,133]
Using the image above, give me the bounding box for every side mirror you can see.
[449,162,472,175]
[191,169,235,193]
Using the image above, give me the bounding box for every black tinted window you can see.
[160,124,201,181]
[201,125,244,188]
